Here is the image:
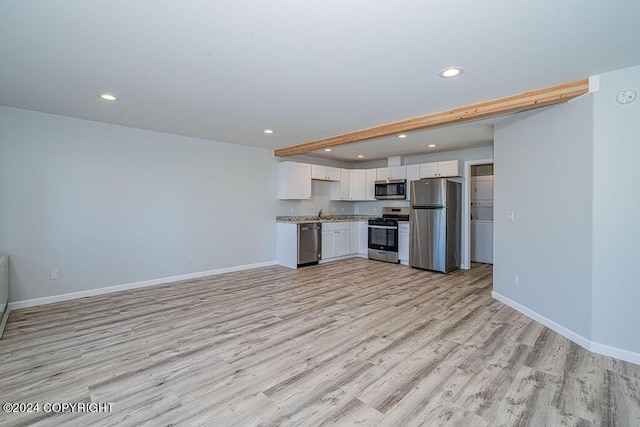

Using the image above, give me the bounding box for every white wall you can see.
[493,99,594,338]
[0,107,278,302]
[591,65,640,353]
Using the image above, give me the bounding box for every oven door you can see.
[368,224,398,252]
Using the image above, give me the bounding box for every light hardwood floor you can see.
[1,259,638,426]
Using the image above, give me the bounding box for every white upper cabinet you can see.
[311,165,341,181]
[365,169,377,201]
[376,166,406,181]
[331,169,351,200]
[348,169,367,201]
[419,160,461,178]
[278,162,311,199]
[405,164,420,201]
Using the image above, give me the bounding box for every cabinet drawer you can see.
[322,222,350,232]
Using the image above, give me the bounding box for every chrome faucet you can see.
[318,209,323,218]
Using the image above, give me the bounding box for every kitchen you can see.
[276,145,495,273]
[1,2,639,425]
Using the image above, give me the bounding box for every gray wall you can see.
[493,64,640,357]
[493,99,594,338]
[591,65,640,353]
[0,107,278,302]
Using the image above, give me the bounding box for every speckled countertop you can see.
[276,215,380,224]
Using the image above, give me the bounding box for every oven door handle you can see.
[368,225,397,230]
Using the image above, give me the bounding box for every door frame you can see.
[461,158,494,269]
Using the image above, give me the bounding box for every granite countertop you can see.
[276,215,380,224]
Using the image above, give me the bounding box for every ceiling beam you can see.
[274,78,590,157]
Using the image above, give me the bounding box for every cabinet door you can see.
[349,222,358,254]
[339,169,350,200]
[365,169,377,200]
[279,162,311,199]
[438,160,461,177]
[398,223,410,262]
[326,167,341,181]
[406,164,420,201]
[389,166,407,180]
[419,163,438,178]
[376,167,390,181]
[335,229,350,257]
[357,222,369,255]
[349,169,366,200]
[311,164,326,180]
[330,169,350,200]
[321,230,335,259]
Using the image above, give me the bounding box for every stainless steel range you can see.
[368,207,410,263]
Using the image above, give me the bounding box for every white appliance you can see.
[470,174,493,264]
[471,220,493,264]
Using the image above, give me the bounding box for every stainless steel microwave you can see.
[375,179,406,200]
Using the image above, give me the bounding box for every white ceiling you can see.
[1,1,639,161]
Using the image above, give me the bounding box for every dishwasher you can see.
[298,223,322,266]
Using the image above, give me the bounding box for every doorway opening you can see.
[470,164,494,265]
[461,159,494,269]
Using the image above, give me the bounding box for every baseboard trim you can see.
[492,291,640,365]
[0,307,9,338]
[8,261,277,311]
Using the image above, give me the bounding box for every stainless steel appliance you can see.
[374,179,406,200]
[368,207,410,263]
[410,178,461,273]
[298,223,322,266]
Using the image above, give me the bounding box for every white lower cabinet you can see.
[321,222,352,260]
[321,222,363,262]
[276,223,298,269]
[398,221,410,265]
[357,221,368,256]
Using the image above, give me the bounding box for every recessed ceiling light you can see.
[263,129,274,134]
[99,93,118,101]
[398,134,407,139]
[324,148,332,152]
[357,155,364,158]
[428,144,437,148]
[439,66,464,78]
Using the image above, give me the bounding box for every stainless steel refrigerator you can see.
[410,178,461,273]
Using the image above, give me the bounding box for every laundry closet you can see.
[470,164,493,264]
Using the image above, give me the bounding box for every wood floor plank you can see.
[0,259,638,426]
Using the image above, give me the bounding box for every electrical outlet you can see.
[50,269,60,280]
[332,207,336,212]
[341,207,344,212]
[513,275,519,286]
[188,253,195,262]
[506,211,514,222]
[290,207,294,213]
